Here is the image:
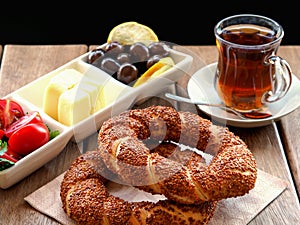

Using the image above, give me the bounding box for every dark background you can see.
[0,2,299,46]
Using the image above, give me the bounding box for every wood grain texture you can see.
[276,46,300,200]
[0,45,299,225]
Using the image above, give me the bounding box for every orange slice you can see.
[107,21,159,46]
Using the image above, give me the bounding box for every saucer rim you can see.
[187,62,300,128]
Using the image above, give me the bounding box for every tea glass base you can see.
[225,106,272,119]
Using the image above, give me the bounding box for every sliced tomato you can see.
[1,152,18,163]
[0,104,14,129]
[0,99,25,129]
[0,129,4,139]
[4,99,25,118]
[5,148,21,161]
[4,111,43,138]
[0,140,19,163]
[8,122,50,156]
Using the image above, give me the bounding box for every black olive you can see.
[129,42,150,62]
[148,41,170,57]
[117,63,138,84]
[105,41,124,57]
[117,52,131,64]
[147,55,163,68]
[100,57,120,75]
[88,48,105,64]
[87,41,173,85]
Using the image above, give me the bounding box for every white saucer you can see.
[187,62,300,128]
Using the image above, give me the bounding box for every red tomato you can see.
[0,129,4,139]
[0,99,25,129]
[1,152,18,163]
[4,99,25,118]
[4,111,43,138]
[5,148,21,161]
[0,140,19,163]
[8,122,50,156]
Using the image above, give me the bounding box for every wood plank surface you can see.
[276,46,300,199]
[0,45,88,97]
[0,45,299,225]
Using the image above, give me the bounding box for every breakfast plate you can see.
[187,62,300,128]
[0,43,193,189]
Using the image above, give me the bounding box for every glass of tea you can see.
[214,14,292,113]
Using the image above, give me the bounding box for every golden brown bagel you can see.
[97,105,257,204]
[60,150,217,225]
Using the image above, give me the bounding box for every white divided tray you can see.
[0,46,193,189]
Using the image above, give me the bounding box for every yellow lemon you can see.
[150,57,175,78]
[133,57,175,87]
[107,21,159,46]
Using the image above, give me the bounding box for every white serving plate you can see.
[0,45,193,189]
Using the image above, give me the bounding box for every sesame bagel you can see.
[97,105,257,204]
[60,150,217,225]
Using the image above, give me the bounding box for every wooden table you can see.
[0,45,299,225]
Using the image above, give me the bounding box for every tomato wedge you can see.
[8,122,50,156]
[4,99,25,118]
[1,152,18,163]
[4,111,43,138]
[0,99,25,129]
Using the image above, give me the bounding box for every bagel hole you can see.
[107,181,167,203]
[143,139,213,166]
[176,142,213,165]
[105,140,213,203]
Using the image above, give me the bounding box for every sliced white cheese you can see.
[58,86,91,126]
[43,69,83,120]
[43,68,128,126]
[95,80,125,112]
[76,77,103,114]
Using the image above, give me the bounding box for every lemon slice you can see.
[133,57,175,87]
[107,21,159,46]
[150,57,175,78]
[133,62,165,87]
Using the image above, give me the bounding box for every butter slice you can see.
[43,69,83,120]
[58,87,91,126]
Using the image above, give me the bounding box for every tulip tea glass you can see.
[214,14,292,113]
